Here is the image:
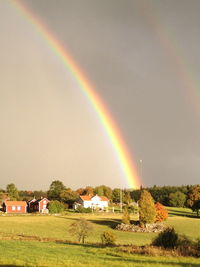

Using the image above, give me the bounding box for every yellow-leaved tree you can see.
[138,190,156,227]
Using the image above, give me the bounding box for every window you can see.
[17,206,21,211]
[43,200,46,204]
[12,206,16,211]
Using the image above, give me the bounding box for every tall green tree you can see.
[103,186,112,199]
[48,200,65,213]
[169,191,186,207]
[76,188,85,195]
[191,200,200,217]
[94,185,112,199]
[84,186,94,195]
[0,192,9,204]
[47,180,66,201]
[187,185,200,216]
[112,188,121,203]
[6,183,19,200]
[94,185,104,196]
[60,188,78,205]
[124,191,132,204]
[138,190,156,226]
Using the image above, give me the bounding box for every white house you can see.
[75,194,109,210]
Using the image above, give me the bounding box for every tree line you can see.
[0,181,199,215]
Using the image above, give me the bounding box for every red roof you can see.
[80,195,109,201]
[80,195,92,201]
[100,196,109,201]
[5,201,27,207]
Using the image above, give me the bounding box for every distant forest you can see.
[0,182,199,209]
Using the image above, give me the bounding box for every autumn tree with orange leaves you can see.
[154,202,168,222]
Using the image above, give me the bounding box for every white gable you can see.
[91,195,101,202]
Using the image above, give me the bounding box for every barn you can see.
[3,201,27,213]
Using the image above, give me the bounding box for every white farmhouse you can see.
[75,194,109,210]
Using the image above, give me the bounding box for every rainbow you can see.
[137,0,200,115]
[10,0,141,189]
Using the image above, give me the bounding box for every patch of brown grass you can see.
[118,243,200,258]
[118,245,179,257]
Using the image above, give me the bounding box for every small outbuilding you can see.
[3,201,27,214]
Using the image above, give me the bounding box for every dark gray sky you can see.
[0,0,200,190]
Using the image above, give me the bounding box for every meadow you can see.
[0,207,199,266]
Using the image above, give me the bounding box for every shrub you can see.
[76,206,92,213]
[48,200,64,213]
[122,207,130,224]
[154,202,168,222]
[101,231,117,246]
[139,190,156,226]
[118,245,179,257]
[196,238,200,251]
[69,218,93,243]
[177,235,195,256]
[152,227,178,248]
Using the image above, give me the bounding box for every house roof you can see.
[28,198,49,204]
[100,196,109,201]
[80,195,109,202]
[36,198,49,203]
[80,195,92,201]
[4,201,27,207]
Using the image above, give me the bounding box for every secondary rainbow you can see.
[10,0,141,189]
[137,0,200,116]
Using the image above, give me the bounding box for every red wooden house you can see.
[28,197,49,213]
[3,201,27,213]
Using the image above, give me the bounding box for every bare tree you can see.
[69,218,93,244]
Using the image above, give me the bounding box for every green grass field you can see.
[0,208,199,266]
[0,240,200,267]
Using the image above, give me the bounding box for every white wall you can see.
[83,196,108,209]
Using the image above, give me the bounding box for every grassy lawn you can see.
[0,213,157,245]
[166,207,200,240]
[167,207,197,217]
[0,240,200,267]
[0,209,199,266]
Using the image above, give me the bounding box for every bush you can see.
[48,200,64,214]
[177,235,195,256]
[101,231,117,246]
[122,207,130,224]
[152,227,178,248]
[154,202,168,222]
[76,206,92,213]
[196,238,200,251]
[119,245,179,257]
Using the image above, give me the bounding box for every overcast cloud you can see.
[0,0,200,189]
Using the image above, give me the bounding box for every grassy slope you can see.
[0,208,199,266]
[0,213,157,245]
[166,207,200,240]
[0,210,199,244]
[0,240,200,267]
